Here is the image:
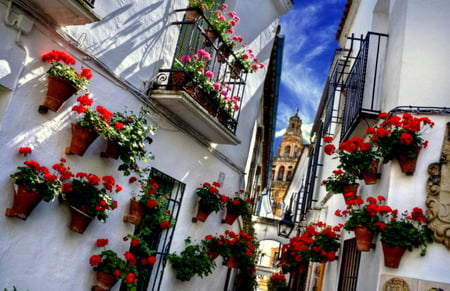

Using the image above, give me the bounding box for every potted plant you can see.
[222,230,256,269]
[193,181,227,222]
[40,50,92,113]
[321,169,359,201]
[207,4,240,49]
[378,206,433,268]
[268,272,289,291]
[6,147,62,220]
[100,108,156,176]
[231,47,264,78]
[222,191,252,225]
[201,234,231,261]
[323,135,379,184]
[335,196,388,251]
[67,94,113,156]
[279,222,341,273]
[89,238,138,290]
[55,160,121,233]
[166,237,216,281]
[366,112,434,175]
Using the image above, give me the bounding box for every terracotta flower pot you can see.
[203,27,217,47]
[100,139,123,160]
[225,254,239,268]
[381,242,406,268]
[398,147,421,176]
[207,249,219,262]
[123,197,144,225]
[5,185,42,220]
[362,159,379,185]
[192,204,212,223]
[69,206,93,234]
[342,184,359,203]
[65,123,99,156]
[354,225,373,251]
[216,44,231,63]
[230,62,244,79]
[223,209,239,225]
[39,75,78,113]
[94,271,117,291]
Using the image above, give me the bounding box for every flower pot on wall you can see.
[223,209,239,225]
[207,249,219,262]
[94,271,117,291]
[342,184,358,203]
[381,242,406,268]
[354,225,373,251]
[39,75,78,113]
[192,204,213,223]
[397,147,421,176]
[69,206,93,234]
[4,185,42,220]
[65,123,99,156]
[225,254,239,268]
[100,139,123,160]
[123,197,144,225]
[362,159,379,185]
[230,62,244,79]
[216,44,231,63]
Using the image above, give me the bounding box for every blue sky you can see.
[274,0,347,151]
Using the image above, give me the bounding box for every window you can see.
[284,145,291,156]
[286,171,292,182]
[121,168,185,291]
[337,238,361,291]
[277,166,284,181]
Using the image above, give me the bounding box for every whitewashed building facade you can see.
[284,0,450,290]
[0,0,292,290]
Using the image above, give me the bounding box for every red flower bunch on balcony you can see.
[278,222,341,272]
[55,159,121,222]
[223,230,257,263]
[366,112,434,162]
[223,190,252,216]
[42,50,92,92]
[323,135,378,177]
[233,47,264,73]
[89,238,138,289]
[321,169,358,194]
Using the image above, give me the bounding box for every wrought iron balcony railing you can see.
[153,7,248,135]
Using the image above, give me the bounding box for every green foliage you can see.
[321,169,358,194]
[167,237,216,281]
[101,108,156,176]
[380,208,433,256]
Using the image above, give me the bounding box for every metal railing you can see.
[340,32,388,141]
[83,0,95,8]
[153,8,248,134]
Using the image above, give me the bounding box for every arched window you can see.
[284,145,291,156]
[286,171,293,181]
[277,166,285,181]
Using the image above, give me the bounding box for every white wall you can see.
[0,0,286,290]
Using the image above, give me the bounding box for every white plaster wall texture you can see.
[0,0,286,290]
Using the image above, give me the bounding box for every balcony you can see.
[323,32,388,141]
[150,7,248,145]
[27,0,100,26]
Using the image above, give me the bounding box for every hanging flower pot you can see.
[123,197,144,225]
[216,44,231,63]
[342,184,358,203]
[207,249,219,262]
[223,209,240,225]
[381,242,406,268]
[39,75,78,114]
[362,159,379,185]
[354,225,373,251]
[185,6,201,21]
[100,139,123,160]
[94,271,117,291]
[65,123,99,156]
[397,147,421,176]
[225,254,239,268]
[69,206,93,234]
[230,61,244,79]
[193,204,213,223]
[5,185,42,220]
[203,27,217,47]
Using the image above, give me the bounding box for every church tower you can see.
[271,111,303,217]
